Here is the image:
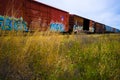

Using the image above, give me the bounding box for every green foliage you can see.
[0,32,120,80]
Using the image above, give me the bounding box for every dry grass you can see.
[0,31,120,80]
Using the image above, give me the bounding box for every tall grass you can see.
[0,31,120,80]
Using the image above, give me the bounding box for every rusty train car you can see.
[0,0,69,32]
[69,14,120,33]
[0,0,120,33]
[69,15,105,33]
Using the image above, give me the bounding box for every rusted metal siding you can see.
[69,15,84,33]
[50,8,69,32]
[95,23,105,33]
[69,15,84,28]
[0,0,24,17]
[0,0,69,32]
[89,20,95,27]
[89,20,95,32]
[24,0,51,31]
[23,0,69,32]
[73,15,84,26]
[0,0,5,15]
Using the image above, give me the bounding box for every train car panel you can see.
[0,0,7,15]
[24,0,51,31]
[30,1,41,11]
[69,15,84,33]
[104,25,114,32]
[1,0,25,17]
[115,29,120,33]
[50,8,69,32]
[95,23,105,33]
[89,20,95,32]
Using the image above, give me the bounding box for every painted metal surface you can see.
[23,0,69,32]
[104,25,114,32]
[89,20,95,32]
[0,15,28,31]
[0,0,24,18]
[24,0,51,31]
[50,23,65,32]
[115,29,120,33]
[95,23,105,33]
[50,8,69,32]
[69,15,84,33]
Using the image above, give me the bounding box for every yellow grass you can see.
[0,31,120,80]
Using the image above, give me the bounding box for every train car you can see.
[94,22,105,33]
[0,0,28,31]
[69,14,93,33]
[69,14,84,33]
[104,25,115,33]
[0,0,69,32]
[115,29,120,33]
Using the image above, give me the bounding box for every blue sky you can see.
[35,0,120,29]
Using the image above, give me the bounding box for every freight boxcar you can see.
[0,0,120,33]
[69,14,84,33]
[104,25,115,33]
[94,22,105,33]
[69,14,92,33]
[115,29,120,33]
[0,0,69,32]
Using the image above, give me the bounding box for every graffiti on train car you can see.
[0,15,28,31]
[50,22,65,32]
[73,20,83,33]
[73,25,83,33]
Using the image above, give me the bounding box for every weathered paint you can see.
[69,15,84,33]
[95,23,105,33]
[73,24,83,33]
[89,20,95,32]
[0,15,28,31]
[23,0,69,32]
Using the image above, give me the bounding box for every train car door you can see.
[83,19,89,30]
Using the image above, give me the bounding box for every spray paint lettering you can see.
[50,22,65,32]
[0,15,28,31]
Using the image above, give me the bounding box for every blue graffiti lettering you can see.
[0,16,4,30]
[4,17,13,30]
[50,23,65,32]
[0,15,28,31]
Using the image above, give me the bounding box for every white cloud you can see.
[35,0,120,29]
